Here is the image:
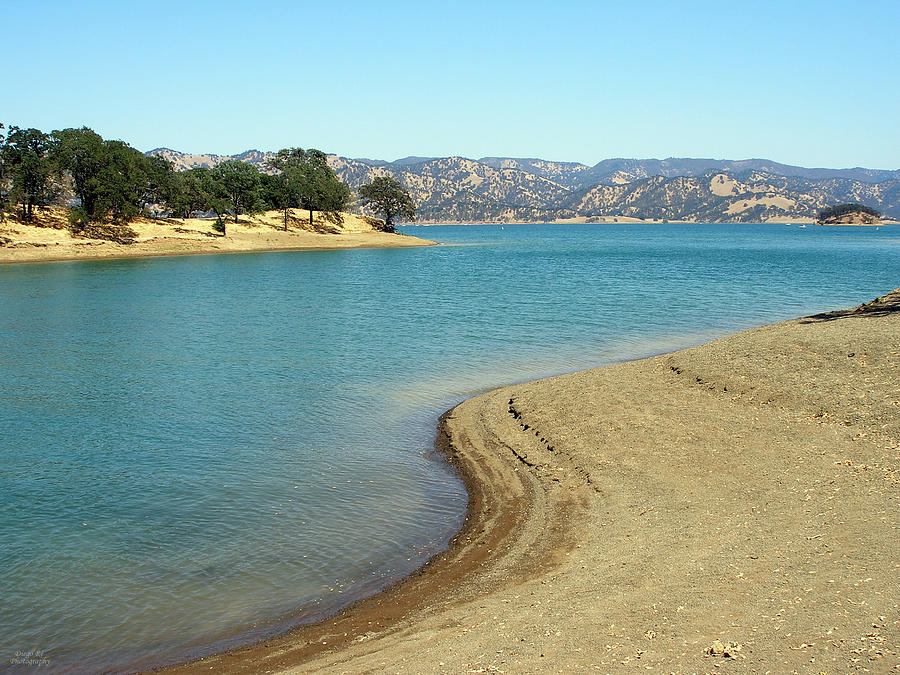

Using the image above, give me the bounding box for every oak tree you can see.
[212,159,261,224]
[268,148,350,227]
[52,127,106,219]
[2,127,56,222]
[358,176,415,231]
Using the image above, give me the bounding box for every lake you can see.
[1,223,898,673]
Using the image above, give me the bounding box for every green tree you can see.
[268,148,351,227]
[313,164,352,225]
[164,167,214,219]
[2,127,56,222]
[200,167,231,229]
[52,127,106,219]
[357,176,415,231]
[259,170,298,230]
[163,165,237,233]
[212,159,261,224]
[53,128,174,225]
[139,154,174,213]
[96,140,150,222]
[0,123,9,221]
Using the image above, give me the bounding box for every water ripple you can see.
[1,223,898,672]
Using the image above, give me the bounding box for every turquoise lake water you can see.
[1,223,898,673]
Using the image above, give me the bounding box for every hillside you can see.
[149,148,275,173]
[147,149,900,223]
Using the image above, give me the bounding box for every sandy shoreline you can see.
[155,290,900,673]
[0,209,435,265]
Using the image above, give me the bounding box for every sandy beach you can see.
[0,209,434,265]
[154,290,899,673]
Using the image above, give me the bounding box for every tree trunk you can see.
[309,209,313,226]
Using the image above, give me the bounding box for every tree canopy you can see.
[1,127,56,222]
[0,124,7,220]
[358,176,416,231]
[212,159,261,224]
[49,127,178,226]
[0,121,356,238]
[164,167,216,219]
[52,127,107,220]
[98,140,155,222]
[267,148,351,228]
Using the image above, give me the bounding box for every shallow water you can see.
[1,223,897,672]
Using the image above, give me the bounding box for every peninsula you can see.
[0,207,433,265]
[159,290,900,673]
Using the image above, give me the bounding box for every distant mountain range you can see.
[147,148,900,222]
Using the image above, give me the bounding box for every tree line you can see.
[0,124,415,235]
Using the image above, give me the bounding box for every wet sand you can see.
[159,290,900,674]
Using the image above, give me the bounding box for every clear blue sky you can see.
[5,0,898,168]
